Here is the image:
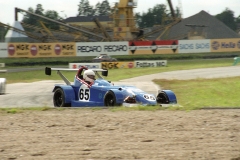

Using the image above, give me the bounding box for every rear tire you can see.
[156,91,170,104]
[53,88,70,107]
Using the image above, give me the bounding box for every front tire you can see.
[53,88,70,107]
[104,91,118,107]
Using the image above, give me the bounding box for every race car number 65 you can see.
[79,84,90,101]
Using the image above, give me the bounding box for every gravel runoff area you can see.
[0,66,240,160]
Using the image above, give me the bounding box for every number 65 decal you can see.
[79,84,90,101]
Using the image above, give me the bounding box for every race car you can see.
[0,70,7,95]
[45,66,177,107]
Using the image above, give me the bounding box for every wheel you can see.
[156,91,170,104]
[53,88,70,107]
[104,91,118,107]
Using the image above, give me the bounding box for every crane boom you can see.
[166,0,176,19]
[15,7,105,41]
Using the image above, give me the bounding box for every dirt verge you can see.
[1,109,240,160]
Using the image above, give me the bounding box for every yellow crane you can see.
[112,0,139,41]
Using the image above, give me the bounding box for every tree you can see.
[44,10,61,30]
[0,26,8,42]
[21,4,62,31]
[136,4,168,28]
[35,4,44,16]
[236,15,240,23]
[215,8,237,31]
[22,7,36,26]
[99,0,111,16]
[94,2,101,16]
[77,0,94,16]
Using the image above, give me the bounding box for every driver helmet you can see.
[83,70,95,83]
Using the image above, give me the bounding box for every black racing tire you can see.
[53,88,70,107]
[156,91,170,104]
[104,90,118,107]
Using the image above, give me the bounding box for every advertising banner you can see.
[211,39,240,52]
[135,60,167,68]
[178,40,210,53]
[53,43,76,57]
[29,43,54,57]
[129,40,178,55]
[101,62,134,69]
[8,43,30,57]
[69,63,101,69]
[29,43,76,57]
[76,41,129,56]
[8,43,76,58]
[0,43,8,58]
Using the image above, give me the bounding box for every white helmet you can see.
[83,70,95,83]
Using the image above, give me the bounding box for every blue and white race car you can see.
[45,66,177,107]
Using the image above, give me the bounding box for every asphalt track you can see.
[0,66,240,108]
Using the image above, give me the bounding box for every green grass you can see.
[153,77,240,110]
[2,58,235,83]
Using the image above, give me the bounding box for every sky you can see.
[0,0,240,25]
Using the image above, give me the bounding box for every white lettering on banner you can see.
[195,43,210,49]
[158,45,171,49]
[78,65,100,69]
[179,44,194,50]
[179,40,211,53]
[129,45,176,50]
[77,46,102,52]
[135,60,167,68]
[69,63,101,69]
[138,46,150,49]
[136,62,155,67]
[104,45,127,52]
[156,61,166,66]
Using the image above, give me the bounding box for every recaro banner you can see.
[76,41,128,56]
[178,40,210,53]
[129,40,178,55]
[211,39,240,52]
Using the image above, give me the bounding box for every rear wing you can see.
[45,67,108,85]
